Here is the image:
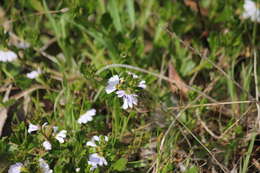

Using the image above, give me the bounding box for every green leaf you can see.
[15,76,32,90]
[0,99,16,107]
[185,166,199,173]
[112,158,128,171]
[87,29,119,59]
[28,0,44,12]
[107,0,122,32]
[180,60,196,76]
[126,0,135,28]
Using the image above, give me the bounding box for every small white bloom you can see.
[0,50,17,62]
[105,75,120,94]
[127,72,138,78]
[8,32,30,49]
[116,90,138,109]
[138,80,146,89]
[26,70,41,79]
[86,135,100,147]
[77,109,96,124]
[242,0,260,22]
[76,168,80,172]
[127,72,146,89]
[52,126,59,133]
[178,163,187,172]
[86,140,98,147]
[42,140,52,151]
[55,130,67,143]
[88,153,107,171]
[86,135,108,147]
[8,162,23,173]
[15,41,30,49]
[28,123,39,134]
[39,158,53,173]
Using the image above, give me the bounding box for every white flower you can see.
[8,162,23,173]
[76,168,80,172]
[0,50,17,62]
[242,0,260,22]
[105,75,120,94]
[105,73,145,110]
[138,80,146,89]
[8,32,30,49]
[39,158,53,173]
[15,41,30,49]
[52,126,59,133]
[127,72,138,78]
[86,135,108,147]
[77,109,96,124]
[88,153,107,171]
[116,90,138,109]
[26,70,41,79]
[127,72,146,89]
[86,136,98,147]
[28,123,39,134]
[42,141,52,151]
[55,130,67,143]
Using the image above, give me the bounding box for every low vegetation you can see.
[0,0,259,172]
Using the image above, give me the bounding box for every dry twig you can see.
[253,49,260,129]
[0,85,12,136]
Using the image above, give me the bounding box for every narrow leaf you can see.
[126,0,135,28]
[108,0,122,32]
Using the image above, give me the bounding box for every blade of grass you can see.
[108,0,122,32]
[126,0,135,28]
[139,0,154,28]
[98,0,106,14]
[241,132,256,173]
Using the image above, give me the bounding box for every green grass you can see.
[0,0,259,172]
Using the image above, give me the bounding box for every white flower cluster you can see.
[0,49,42,79]
[0,50,17,62]
[105,73,146,109]
[8,158,53,173]
[242,0,260,22]
[21,103,111,172]
[27,122,67,151]
[77,109,109,171]
[14,123,67,172]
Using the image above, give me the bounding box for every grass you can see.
[0,0,260,172]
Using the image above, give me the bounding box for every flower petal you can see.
[55,130,67,143]
[106,75,120,94]
[39,158,53,173]
[28,123,39,134]
[43,141,52,151]
[8,162,23,173]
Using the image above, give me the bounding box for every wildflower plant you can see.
[105,72,147,109]
[1,0,260,172]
